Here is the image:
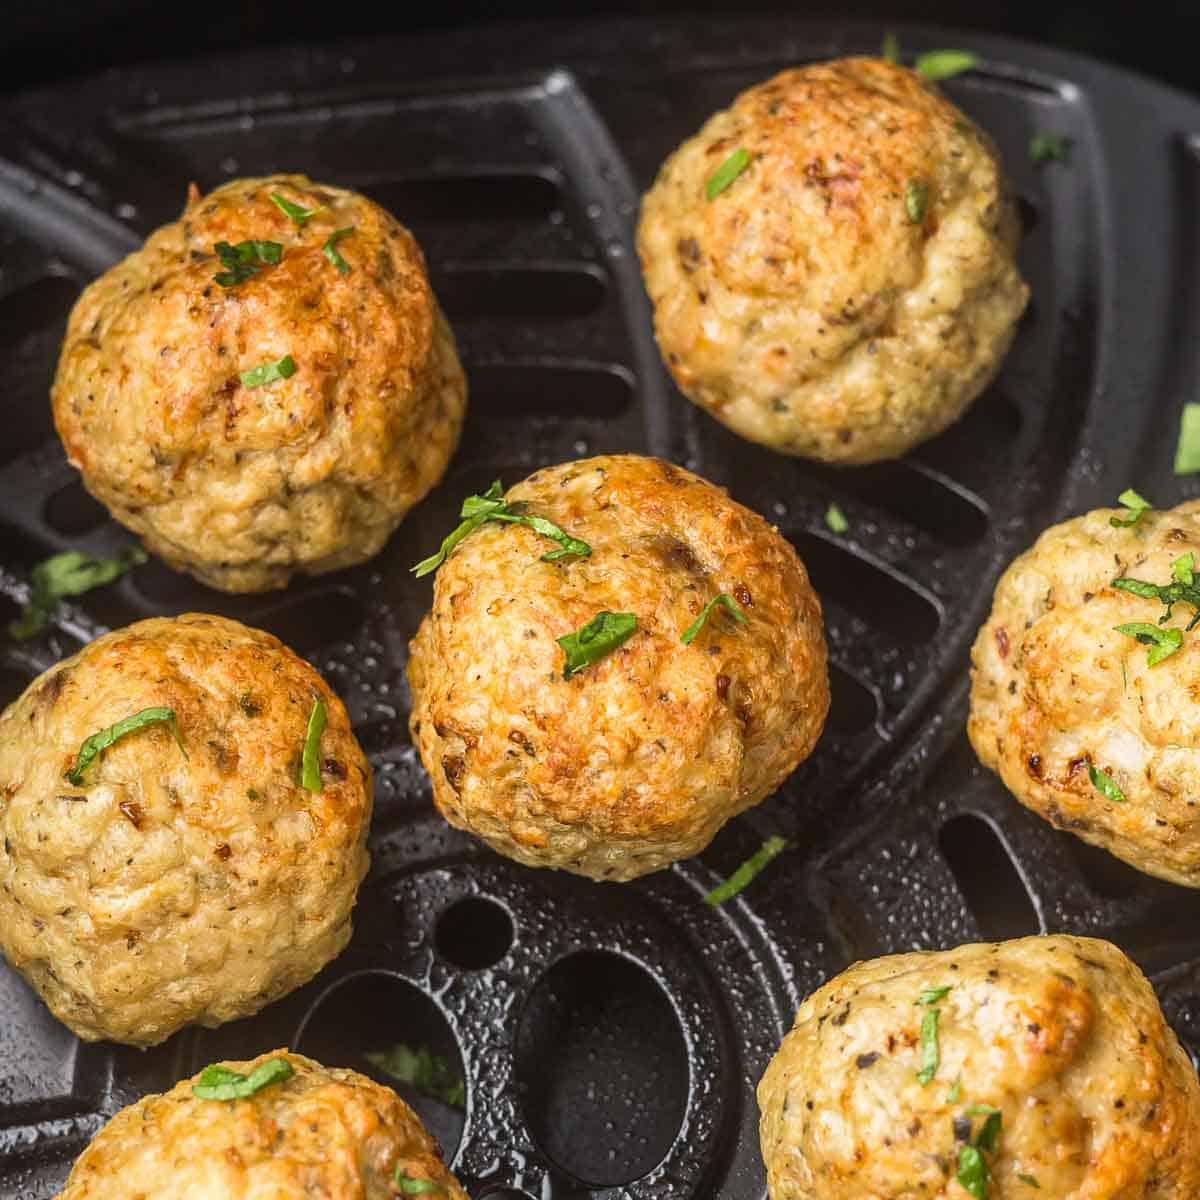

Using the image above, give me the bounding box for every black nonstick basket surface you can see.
[2,16,1200,1198]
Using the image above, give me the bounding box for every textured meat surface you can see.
[637,57,1028,463]
[408,454,829,880]
[0,614,371,1045]
[970,501,1200,886]
[57,1050,467,1199]
[52,174,466,591]
[758,935,1200,1199]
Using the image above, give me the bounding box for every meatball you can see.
[52,174,466,592]
[636,57,1029,464]
[407,454,828,880]
[58,1049,467,1199]
[758,935,1200,1199]
[0,614,371,1045]
[969,500,1200,886]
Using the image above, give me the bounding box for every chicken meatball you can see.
[52,174,466,592]
[407,454,829,880]
[0,614,371,1045]
[637,57,1029,464]
[58,1049,467,1199]
[970,500,1200,887]
[758,935,1200,1199]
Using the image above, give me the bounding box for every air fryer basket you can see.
[2,17,1199,1198]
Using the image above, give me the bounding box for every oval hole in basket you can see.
[939,813,1040,941]
[365,173,562,224]
[43,480,109,537]
[470,362,634,420]
[790,533,940,643]
[436,895,515,970]
[295,971,466,1159]
[434,264,607,322]
[515,950,688,1187]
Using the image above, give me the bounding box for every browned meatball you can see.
[58,1050,468,1199]
[408,454,829,880]
[0,615,371,1045]
[638,57,1028,463]
[52,174,466,592]
[758,936,1200,1199]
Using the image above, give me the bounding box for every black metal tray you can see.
[2,17,1200,1199]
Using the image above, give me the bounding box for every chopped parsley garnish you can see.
[239,354,296,388]
[916,985,950,1086]
[918,985,952,1006]
[192,1056,293,1101]
[366,1043,465,1108]
[704,835,788,906]
[394,1173,442,1196]
[881,31,900,62]
[1114,621,1183,666]
[9,546,146,640]
[825,503,849,534]
[706,148,751,200]
[558,611,637,679]
[1109,488,1151,528]
[1017,1173,1040,1188]
[966,1105,1002,1153]
[1112,571,1200,630]
[213,239,282,287]
[681,592,747,645]
[269,191,322,225]
[65,706,186,786]
[905,178,929,223]
[1088,762,1126,804]
[1175,552,1195,585]
[915,49,978,81]
[1175,404,1200,474]
[948,1076,962,1103]
[411,480,591,578]
[957,1144,989,1199]
[1029,132,1072,165]
[300,698,327,792]
[322,226,354,274]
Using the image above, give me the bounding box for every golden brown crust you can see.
[637,57,1029,464]
[0,615,371,1045]
[758,936,1200,1199]
[52,174,466,592]
[407,454,829,880]
[57,1050,468,1199]
[969,501,1200,886]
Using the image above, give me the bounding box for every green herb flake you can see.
[1111,571,1200,631]
[1029,132,1072,165]
[300,698,327,793]
[905,178,930,224]
[681,592,748,645]
[918,985,952,1006]
[1017,1173,1040,1188]
[915,49,978,81]
[947,1076,962,1103]
[65,706,186,786]
[411,481,591,578]
[956,1143,989,1199]
[1109,488,1151,528]
[966,1106,1003,1154]
[213,238,283,287]
[916,1005,941,1086]
[706,148,752,200]
[558,611,637,679]
[366,1043,466,1108]
[9,546,146,640]
[1113,621,1184,666]
[1088,762,1126,804]
[1175,404,1200,474]
[394,1173,442,1196]
[269,191,322,226]
[1174,552,1196,585]
[322,226,354,274]
[192,1056,294,1101]
[704,835,788,906]
[825,503,850,534]
[881,31,900,62]
[239,354,296,388]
